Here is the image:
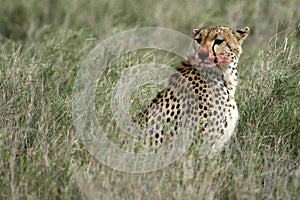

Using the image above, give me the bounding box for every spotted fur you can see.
[135,26,250,154]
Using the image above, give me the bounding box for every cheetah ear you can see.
[193,28,201,36]
[235,27,250,43]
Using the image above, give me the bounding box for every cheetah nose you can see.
[198,50,209,60]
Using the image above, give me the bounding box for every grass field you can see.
[0,0,299,199]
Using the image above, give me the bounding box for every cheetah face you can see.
[193,26,250,67]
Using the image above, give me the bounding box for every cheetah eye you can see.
[195,38,201,44]
[214,39,224,45]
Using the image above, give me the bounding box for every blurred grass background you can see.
[0,0,299,199]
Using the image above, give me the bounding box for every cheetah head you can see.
[192,26,250,68]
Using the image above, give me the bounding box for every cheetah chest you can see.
[139,64,238,150]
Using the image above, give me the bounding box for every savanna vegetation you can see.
[0,0,299,199]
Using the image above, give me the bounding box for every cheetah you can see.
[135,26,250,155]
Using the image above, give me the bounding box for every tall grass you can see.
[0,0,299,199]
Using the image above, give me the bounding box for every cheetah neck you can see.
[222,62,238,99]
[182,60,239,98]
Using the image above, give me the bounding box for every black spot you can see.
[225,121,228,128]
[213,110,218,115]
[149,129,153,135]
[155,133,159,139]
[170,111,174,117]
[171,104,175,110]
[155,124,159,130]
[173,73,180,79]
[176,104,180,109]
[167,118,171,123]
